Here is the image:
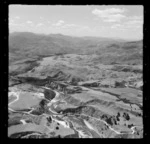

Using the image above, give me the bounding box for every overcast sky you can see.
[9,5,143,40]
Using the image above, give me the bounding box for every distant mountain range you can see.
[9,32,143,64]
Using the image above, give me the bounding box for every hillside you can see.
[9,32,143,65]
[9,32,143,138]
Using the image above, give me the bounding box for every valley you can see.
[8,32,143,138]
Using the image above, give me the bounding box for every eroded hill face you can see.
[8,33,143,138]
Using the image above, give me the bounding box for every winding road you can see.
[8,91,20,111]
[8,86,143,137]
